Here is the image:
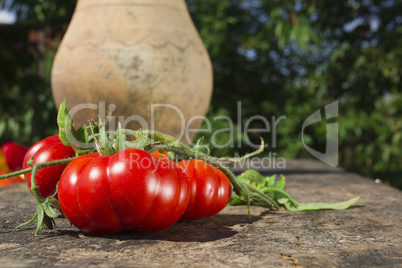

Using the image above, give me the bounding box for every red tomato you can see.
[23,135,76,198]
[58,149,190,234]
[0,171,25,188]
[1,142,28,170]
[177,159,232,221]
[151,152,232,221]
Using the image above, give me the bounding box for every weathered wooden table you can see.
[0,159,401,267]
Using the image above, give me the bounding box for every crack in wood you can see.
[281,253,301,267]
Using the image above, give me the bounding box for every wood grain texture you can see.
[1,159,401,267]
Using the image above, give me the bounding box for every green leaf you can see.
[42,201,57,218]
[231,171,360,212]
[237,170,265,184]
[229,195,243,206]
[135,131,147,150]
[89,121,102,154]
[98,118,115,155]
[265,175,286,201]
[57,100,91,153]
[283,197,360,212]
[115,122,127,152]
[272,175,285,189]
[57,100,73,146]
[74,125,89,144]
[35,205,45,236]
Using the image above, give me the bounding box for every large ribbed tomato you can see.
[58,149,190,234]
[23,135,76,198]
[177,159,232,221]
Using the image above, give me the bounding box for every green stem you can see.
[0,157,78,181]
[246,186,280,210]
[261,187,299,206]
[0,168,31,179]
[199,155,249,200]
[30,165,43,204]
[12,213,37,234]
[119,128,137,137]
[154,144,249,201]
[153,142,281,213]
[9,157,77,236]
[121,129,192,151]
[226,138,264,162]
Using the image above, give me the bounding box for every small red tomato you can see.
[23,135,76,198]
[58,149,190,234]
[0,171,25,188]
[1,142,28,171]
[178,159,232,221]
[150,152,232,221]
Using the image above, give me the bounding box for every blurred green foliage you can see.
[0,0,401,188]
[0,0,76,144]
[188,0,402,188]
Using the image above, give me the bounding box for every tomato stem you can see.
[153,141,280,214]
[30,165,43,204]
[9,157,77,236]
[0,157,78,181]
[121,129,192,151]
[244,186,280,210]
[153,145,250,204]
[0,169,31,180]
[226,137,265,162]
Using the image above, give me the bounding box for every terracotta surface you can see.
[51,0,213,142]
[1,159,401,267]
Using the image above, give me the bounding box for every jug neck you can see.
[75,0,188,12]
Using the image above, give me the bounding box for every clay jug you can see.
[51,0,213,143]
